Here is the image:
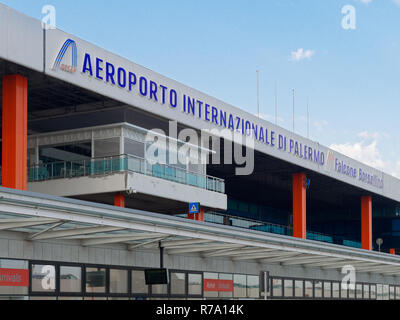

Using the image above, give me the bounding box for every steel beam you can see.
[82,233,167,246]
[31,226,125,240]
[167,244,242,255]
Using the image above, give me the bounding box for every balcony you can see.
[27,154,225,194]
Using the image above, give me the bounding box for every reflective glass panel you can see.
[60,266,81,293]
[370,284,377,300]
[284,279,293,297]
[218,273,233,298]
[85,267,106,293]
[170,272,186,295]
[272,278,282,297]
[132,270,148,294]
[305,281,313,298]
[31,264,56,293]
[0,259,28,295]
[315,281,322,298]
[332,282,340,298]
[110,269,128,294]
[294,280,303,298]
[233,274,246,298]
[356,284,363,299]
[323,282,331,299]
[247,275,259,298]
[188,273,202,296]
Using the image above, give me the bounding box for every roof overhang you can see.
[0,186,399,276]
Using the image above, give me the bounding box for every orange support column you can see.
[293,173,306,239]
[197,208,205,222]
[114,193,125,207]
[188,212,195,220]
[188,207,204,221]
[2,75,28,190]
[361,196,372,250]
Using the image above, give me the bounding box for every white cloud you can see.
[290,48,315,61]
[357,131,380,140]
[313,120,328,132]
[330,132,400,178]
[330,140,386,169]
[393,0,400,7]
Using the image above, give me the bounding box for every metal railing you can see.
[27,154,225,194]
[176,211,362,248]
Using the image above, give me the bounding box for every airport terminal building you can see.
[0,4,400,300]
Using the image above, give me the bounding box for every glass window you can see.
[395,286,400,300]
[370,284,376,300]
[341,283,348,299]
[124,138,144,158]
[383,284,389,300]
[109,269,128,294]
[389,285,395,300]
[31,264,56,293]
[85,267,106,293]
[39,141,91,163]
[132,270,148,294]
[203,273,218,298]
[323,282,331,299]
[94,138,120,157]
[294,280,303,298]
[218,273,233,298]
[247,275,259,299]
[376,284,383,300]
[28,148,37,166]
[363,284,370,300]
[0,259,28,295]
[348,285,356,299]
[315,281,322,298]
[332,282,340,298]
[152,284,168,295]
[356,284,363,299]
[60,266,81,293]
[272,278,282,297]
[188,273,202,296]
[233,274,246,298]
[170,272,186,295]
[284,279,293,298]
[305,281,313,299]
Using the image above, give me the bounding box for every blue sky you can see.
[2,0,400,176]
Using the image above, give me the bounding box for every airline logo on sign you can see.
[189,202,200,214]
[52,38,77,73]
[0,268,29,287]
[203,279,234,292]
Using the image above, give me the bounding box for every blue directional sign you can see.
[189,202,200,214]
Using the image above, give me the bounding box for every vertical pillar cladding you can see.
[2,75,28,190]
[187,208,204,222]
[361,196,372,250]
[114,193,125,208]
[293,173,307,239]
